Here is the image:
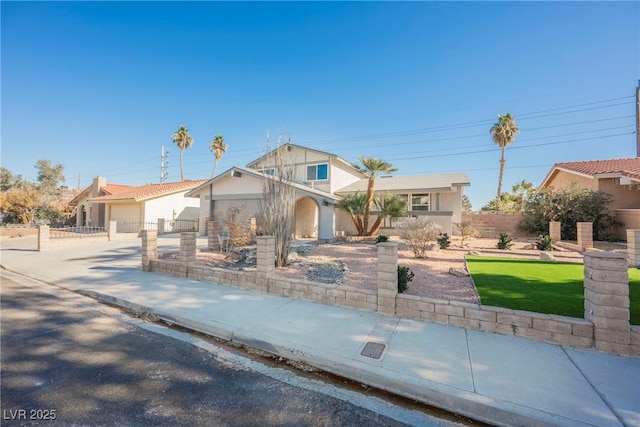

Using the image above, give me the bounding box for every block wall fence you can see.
[142,233,640,356]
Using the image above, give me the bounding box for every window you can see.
[306,163,328,181]
[257,168,275,175]
[411,194,430,211]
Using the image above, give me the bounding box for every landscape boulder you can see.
[540,252,556,262]
[449,267,469,277]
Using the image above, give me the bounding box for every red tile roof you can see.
[89,180,207,202]
[554,157,640,181]
[103,184,135,195]
[542,157,640,186]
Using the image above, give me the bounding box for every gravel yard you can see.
[166,237,620,304]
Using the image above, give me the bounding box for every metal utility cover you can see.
[361,342,386,359]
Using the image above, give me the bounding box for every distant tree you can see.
[0,184,40,224]
[0,167,24,191]
[355,157,398,236]
[462,195,473,213]
[490,113,519,199]
[172,125,194,181]
[35,159,65,195]
[482,180,535,212]
[209,134,227,178]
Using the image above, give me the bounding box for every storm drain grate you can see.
[361,342,386,359]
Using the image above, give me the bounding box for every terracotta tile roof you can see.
[553,157,640,181]
[102,184,135,195]
[88,180,207,202]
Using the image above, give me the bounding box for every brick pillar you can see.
[549,221,561,242]
[157,218,165,235]
[256,236,275,274]
[180,231,197,263]
[377,242,397,315]
[627,229,640,267]
[584,251,631,355]
[108,220,117,241]
[141,229,157,272]
[577,222,593,252]
[37,225,50,252]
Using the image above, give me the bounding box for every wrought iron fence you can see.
[50,226,107,239]
[165,219,198,233]
[117,221,158,233]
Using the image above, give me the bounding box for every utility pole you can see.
[160,146,169,183]
[636,80,639,157]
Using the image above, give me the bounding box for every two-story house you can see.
[186,144,470,239]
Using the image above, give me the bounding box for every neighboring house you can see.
[69,176,134,227]
[540,157,640,239]
[71,176,205,230]
[186,144,470,238]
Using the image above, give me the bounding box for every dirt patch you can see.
[184,237,599,304]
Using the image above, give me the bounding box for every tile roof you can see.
[89,180,207,202]
[335,173,470,194]
[103,184,135,195]
[544,157,640,185]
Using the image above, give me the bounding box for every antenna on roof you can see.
[636,80,639,157]
[160,146,169,183]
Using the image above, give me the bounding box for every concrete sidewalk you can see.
[1,236,639,427]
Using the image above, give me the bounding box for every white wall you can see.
[110,204,142,223]
[143,191,200,223]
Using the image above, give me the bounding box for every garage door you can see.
[111,204,142,232]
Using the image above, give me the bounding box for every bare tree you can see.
[258,134,296,267]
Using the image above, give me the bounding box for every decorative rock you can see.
[523,244,536,250]
[467,251,481,256]
[428,243,440,251]
[449,267,469,277]
[540,252,556,262]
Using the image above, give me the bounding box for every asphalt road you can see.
[1,273,464,426]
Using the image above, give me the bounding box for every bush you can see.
[518,183,620,241]
[496,232,514,250]
[376,234,389,243]
[397,266,414,293]
[398,218,442,258]
[437,233,451,249]
[454,221,478,247]
[536,234,554,251]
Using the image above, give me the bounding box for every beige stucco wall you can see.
[597,178,640,211]
[615,209,640,240]
[109,203,142,224]
[545,170,598,191]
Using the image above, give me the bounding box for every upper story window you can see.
[306,163,328,181]
[257,168,275,176]
[411,194,430,211]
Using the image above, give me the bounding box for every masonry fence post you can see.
[577,222,593,253]
[377,242,398,315]
[179,232,197,263]
[627,229,640,268]
[141,229,157,272]
[256,236,275,274]
[208,220,222,250]
[549,221,561,242]
[108,220,117,241]
[37,225,50,252]
[157,218,165,235]
[584,250,632,355]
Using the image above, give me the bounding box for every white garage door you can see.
[111,204,142,232]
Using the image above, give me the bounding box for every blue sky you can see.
[2,1,638,209]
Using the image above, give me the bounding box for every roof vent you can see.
[231,171,242,178]
[620,176,632,185]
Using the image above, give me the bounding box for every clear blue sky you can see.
[2,1,638,209]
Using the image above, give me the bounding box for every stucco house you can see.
[71,176,205,230]
[186,144,470,239]
[540,157,640,239]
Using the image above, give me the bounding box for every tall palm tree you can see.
[490,113,519,199]
[355,157,398,235]
[209,135,227,178]
[172,125,193,181]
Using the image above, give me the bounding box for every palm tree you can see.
[490,113,519,199]
[369,194,407,236]
[172,125,193,181]
[355,157,398,235]
[336,192,367,236]
[209,135,227,178]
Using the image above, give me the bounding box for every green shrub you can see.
[496,232,514,250]
[437,233,451,249]
[397,266,414,293]
[376,234,389,243]
[536,234,553,251]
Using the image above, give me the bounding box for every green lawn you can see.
[466,256,640,325]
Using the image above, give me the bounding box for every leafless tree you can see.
[258,134,296,267]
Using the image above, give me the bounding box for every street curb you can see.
[76,290,586,427]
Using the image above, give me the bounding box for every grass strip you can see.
[466,256,639,325]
